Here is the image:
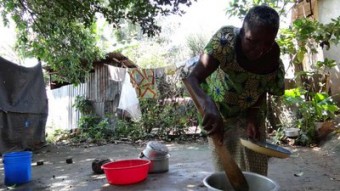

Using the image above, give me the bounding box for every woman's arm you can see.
[183,54,223,135]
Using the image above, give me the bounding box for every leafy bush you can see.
[66,75,200,143]
[69,94,199,144]
[77,115,114,142]
[114,119,146,141]
[283,88,339,145]
[73,95,93,115]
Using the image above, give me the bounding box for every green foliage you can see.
[77,115,114,143]
[73,96,93,115]
[283,88,305,105]
[226,0,295,19]
[312,92,339,122]
[66,96,196,144]
[1,0,104,84]
[284,88,316,144]
[277,16,340,146]
[295,132,313,146]
[121,41,169,68]
[139,99,161,134]
[78,115,101,131]
[0,0,195,83]
[54,98,199,143]
[46,128,69,143]
[316,58,337,74]
[72,96,114,143]
[67,71,199,143]
[272,126,285,144]
[186,33,209,57]
[114,119,146,141]
[112,22,185,69]
[278,17,340,66]
[140,99,198,141]
[283,88,339,145]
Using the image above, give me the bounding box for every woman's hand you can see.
[246,94,265,140]
[202,97,224,136]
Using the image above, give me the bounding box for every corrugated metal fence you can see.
[46,83,87,130]
[46,64,121,131]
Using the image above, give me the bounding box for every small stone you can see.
[66,158,73,164]
[37,160,44,166]
[92,158,111,174]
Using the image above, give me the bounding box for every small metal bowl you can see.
[142,141,169,159]
[284,128,300,138]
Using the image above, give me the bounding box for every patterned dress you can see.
[198,26,285,175]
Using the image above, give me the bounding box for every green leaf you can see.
[0,0,195,83]
[284,88,301,97]
[313,93,327,102]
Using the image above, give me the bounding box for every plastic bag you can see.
[118,71,141,121]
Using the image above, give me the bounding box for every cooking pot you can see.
[139,141,170,173]
[203,171,279,191]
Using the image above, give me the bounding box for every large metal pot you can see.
[139,141,170,173]
[203,172,279,191]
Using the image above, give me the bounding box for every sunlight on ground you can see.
[54,175,69,180]
[186,146,201,150]
[31,161,53,166]
[102,183,110,188]
[186,184,197,189]
[166,143,204,151]
[50,177,72,189]
[91,174,106,180]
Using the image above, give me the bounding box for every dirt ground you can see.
[0,134,339,191]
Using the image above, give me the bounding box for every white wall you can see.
[318,0,340,102]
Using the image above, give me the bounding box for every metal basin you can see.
[203,172,279,191]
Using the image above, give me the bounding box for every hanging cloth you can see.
[108,65,126,82]
[128,68,158,99]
